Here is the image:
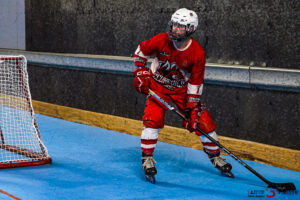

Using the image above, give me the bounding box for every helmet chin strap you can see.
[173,36,189,43]
[168,31,190,42]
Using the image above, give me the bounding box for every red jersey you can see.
[134,32,205,96]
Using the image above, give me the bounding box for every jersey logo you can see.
[160,51,169,56]
[152,60,186,90]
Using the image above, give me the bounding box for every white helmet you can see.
[168,8,198,41]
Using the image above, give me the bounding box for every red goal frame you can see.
[0,56,52,168]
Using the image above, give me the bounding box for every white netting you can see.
[0,55,50,167]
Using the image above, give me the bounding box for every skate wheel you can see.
[222,171,234,178]
[145,175,156,184]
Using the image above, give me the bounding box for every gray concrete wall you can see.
[1,50,299,149]
[25,0,299,69]
[27,64,300,150]
[0,0,25,49]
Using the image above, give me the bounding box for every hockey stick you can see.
[148,89,296,192]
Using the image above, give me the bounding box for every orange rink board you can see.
[32,100,300,172]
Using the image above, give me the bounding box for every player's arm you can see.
[132,33,163,95]
[183,53,205,131]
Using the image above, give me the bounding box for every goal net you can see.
[0,55,51,168]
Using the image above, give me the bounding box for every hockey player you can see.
[133,8,233,182]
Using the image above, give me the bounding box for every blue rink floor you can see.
[0,114,299,200]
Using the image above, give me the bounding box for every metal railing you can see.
[1,49,299,92]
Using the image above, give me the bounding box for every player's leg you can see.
[141,127,159,176]
[141,93,169,177]
[196,107,233,175]
[171,94,232,175]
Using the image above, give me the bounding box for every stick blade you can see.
[268,182,296,192]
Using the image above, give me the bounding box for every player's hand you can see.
[182,107,200,132]
[182,94,201,132]
[133,66,150,95]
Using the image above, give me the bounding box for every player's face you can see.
[171,23,186,39]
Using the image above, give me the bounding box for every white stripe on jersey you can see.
[172,39,192,51]
[135,45,150,59]
[187,83,203,95]
[150,57,160,74]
